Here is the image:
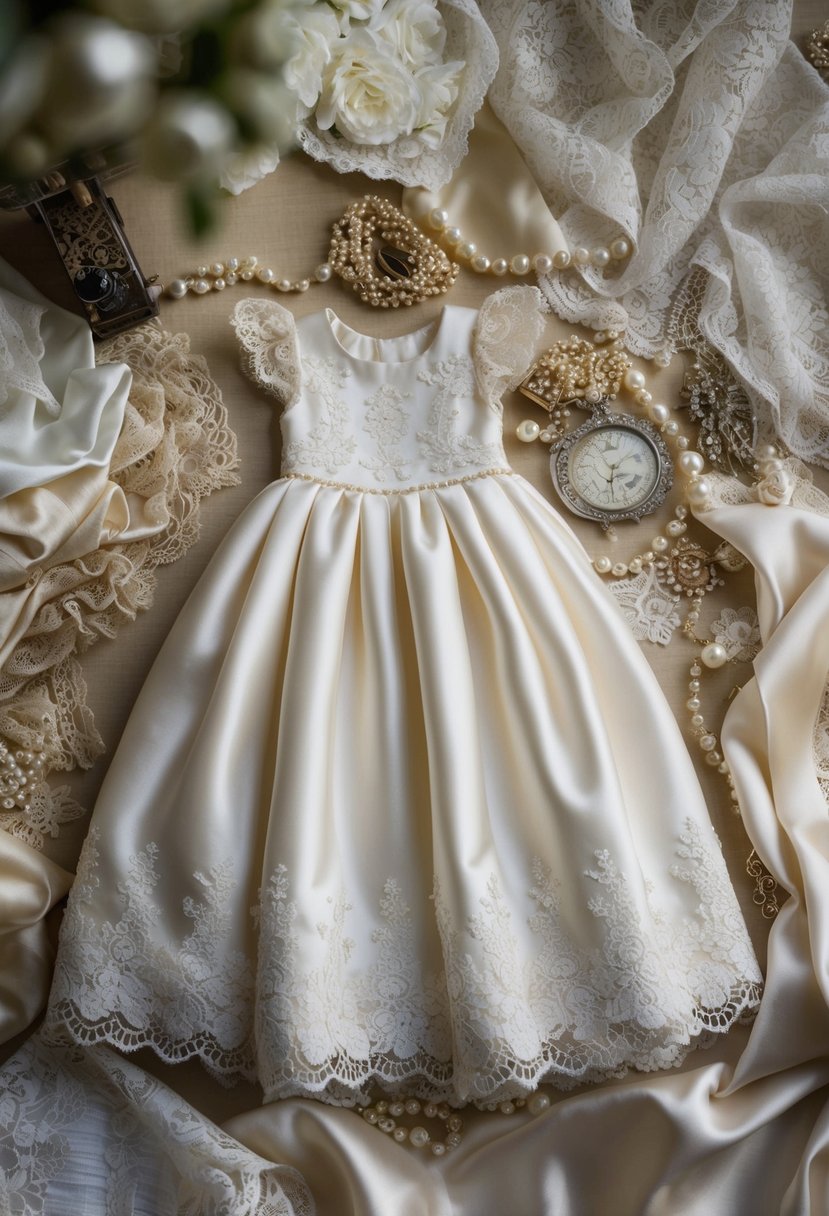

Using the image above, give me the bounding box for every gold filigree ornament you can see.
[165,194,459,309]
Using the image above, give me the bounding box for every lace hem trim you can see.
[281,468,514,494]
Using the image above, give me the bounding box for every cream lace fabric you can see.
[0,324,239,850]
[479,0,829,466]
[297,0,498,190]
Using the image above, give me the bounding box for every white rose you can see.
[412,59,463,149]
[283,7,341,111]
[328,0,386,24]
[315,29,420,146]
[756,468,793,506]
[220,144,281,195]
[369,0,446,68]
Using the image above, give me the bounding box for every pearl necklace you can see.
[166,195,458,309]
[424,209,632,277]
[356,1089,552,1154]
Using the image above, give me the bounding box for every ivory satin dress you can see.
[45,286,762,1107]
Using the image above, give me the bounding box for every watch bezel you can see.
[550,410,673,527]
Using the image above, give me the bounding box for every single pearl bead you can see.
[409,1127,430,1148]
[701,642,728,669]
[277,279,291,292]
[573,247,590,265]
[612,562,628,577]
[635,389,652,406]
[297,279,310,291]
[227,257,239,272]
[706,751,722,766]
[429,208,449,230]
[699,734,718,751]
[666,520,685,536]
[610,237,631,259]
[664,420,679,436]
[628,558,642,574]
[648,403,670,425]
[225,272,238,285]
[246,255,259,268]
[591,246,611,267]
[314,262,332,282]
[393,1127,408,1143]
[404,1098,422,1115]
[516,419,540,443]
[491,258,508,276]
[533,253,553,274]
[691,713,705,728]
[500,1101,515,1115]
[457,241,477,260]
[256,266,275,283]
[585,387,602,404]
[510,254,531,275]
[653,348,672,367]
[528,1092,551,1115]
[240,269,255,281]
[686,478,711,507]
[193,278,210,294]
[552,249,571,269]
[447,1115,463,1131]
[213,277,226,290]
[196,265,208,277]
[652,535,669,552]
[431,1142,447,1156]
[444,226,462,245]
[471,254,491,273]
[624,368,646,392]
[677,435,689,449]
[755,443,778,461]
[210,262,224,276]
[686,696,701,711]
[167,278,188,298]
[594,556,612,574]
[679,451,705,476]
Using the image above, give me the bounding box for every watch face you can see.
[567,425,661,511]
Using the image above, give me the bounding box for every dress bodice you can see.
[232,286,547,492]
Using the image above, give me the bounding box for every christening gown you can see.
[45,286,762,1107]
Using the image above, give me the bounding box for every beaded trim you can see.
[281,468,514,495]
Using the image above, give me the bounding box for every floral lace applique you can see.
[231,298,301,408]
[416,355,505,474]
[711,606,761,662]
[360,384,412,482]
[473,285,547,409]
[605,563,682,645]
[283,355,357,475]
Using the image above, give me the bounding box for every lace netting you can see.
[297,0,499,191]
[0,290,60,415]
[230,298,301,409]
[0,323,239,850]
[473,285,548,408]
[479,0,829,466]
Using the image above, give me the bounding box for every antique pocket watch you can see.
[518,335,673,529]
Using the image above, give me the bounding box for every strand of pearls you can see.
[166,254,323,301]
[425,209,632,277]
[356,1089,552,1154]
[0,739,45,813]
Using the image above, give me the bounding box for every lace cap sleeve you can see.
[473,285,547,409]
[230,298,300,409]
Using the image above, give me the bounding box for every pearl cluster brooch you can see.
[425,208,631,277]
[0,739,45,814]
[166,195,457,309]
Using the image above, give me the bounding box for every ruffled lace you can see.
[47,818,762,1106]
[297,0,498,190]
[0,292,59,415]
[0,324,239,850]
[479,0,829,465]
[473,285,548,407]
[230,299,301,409]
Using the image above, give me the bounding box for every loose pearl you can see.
[510,254,531,275]
[213,277,226,290]
[409,1127,430,1148]
[594,556,612,574]
[533,253,553,274]
[491,258,508,276]
[623,368,646,392]
[444,226,462,245]
[457,241,477,260]
[573,247,591,265]
[516,419,540,443]
[679,451,704,476]
[686,477,711,507]
[552,249,571,269]
[701,642,728,669]
[648,403,670,425]
[314,262,332,282]
[528,1093,551,1115]
[471,254,491,273]
[256,266,275,282]
[429,208,449,230]
[652,535,669,552]
[610,237,631,259]
[591,246,611,267]
[699,734,718,751]
[193,278,210,294]
[167,278,188,298]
